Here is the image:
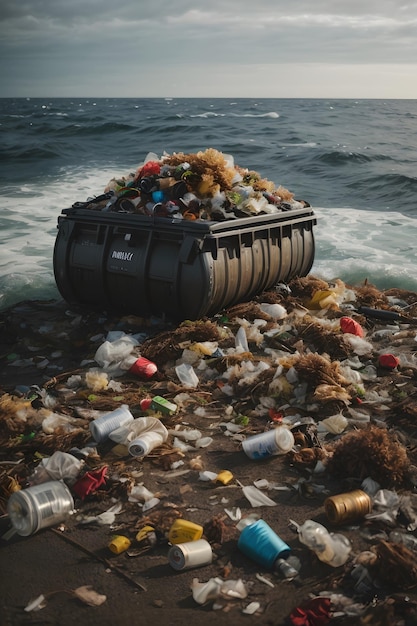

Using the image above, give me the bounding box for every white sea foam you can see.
[0,166,121,309]
[189,111,279,119]
[230,112,279,118]
[2,178,417,312]
[190,112,226,118]
[312,207,417,292]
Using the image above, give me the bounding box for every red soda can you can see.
[129,357,157,379]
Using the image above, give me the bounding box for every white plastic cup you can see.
[242,427,294,460]
[7,480,74,536]
[128,431,164,457]
[89,405,134,443]
[168,539,213,570]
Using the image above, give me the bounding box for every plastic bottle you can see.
[291,519,351,567]
[242,427,294,460]
[89,405,134,443]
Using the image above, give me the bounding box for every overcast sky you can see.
[2,0,417,98]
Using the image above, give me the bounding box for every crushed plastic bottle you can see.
[291,519,351,567]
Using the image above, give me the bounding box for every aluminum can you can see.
[168,538,213,571]
[7,480,74,536]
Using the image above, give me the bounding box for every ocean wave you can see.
[354,172,417,202]
[0,146,61,162]
[317,150,375,165]
[2,97,417,307]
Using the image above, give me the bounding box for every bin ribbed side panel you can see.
[53,209,316,321]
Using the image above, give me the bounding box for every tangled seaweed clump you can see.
[325,424,411,488]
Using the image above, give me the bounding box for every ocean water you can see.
[1,97,417,312]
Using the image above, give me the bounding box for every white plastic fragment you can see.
[194,437,213,448]
[319,413,348,434]
[253,479,270,490]
[344,335,373,356]
[255,573,275,588]
[172,437,194,452]
[241,485,277,507]
[224,507,241,521]
[128,485,155,503]
[235,326,249,352]
[169,427,202,441]
[219,579,248,599]
[80,502,123,526]
[242,601,261,614]
[73,585,107,606]
[94,332,139,370]
[365,489,400,525]
[191,576,248,605]
[175,362,199,388]
[191,577,223,604]
[259,303,287,319]
[41,412,81,435]
[24,594,46,612]
[361,477,381,497]
[28,450,83,485]
[199,471,218,482]
[142,497,160,512]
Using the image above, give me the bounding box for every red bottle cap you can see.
[140,398,152,411]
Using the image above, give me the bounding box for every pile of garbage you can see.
[2,274,417,623]
[74,148,310,220]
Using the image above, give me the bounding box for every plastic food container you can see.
[53,207,316,321]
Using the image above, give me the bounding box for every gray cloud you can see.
[1,0,417,97]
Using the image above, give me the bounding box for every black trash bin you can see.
[53,206,316,321]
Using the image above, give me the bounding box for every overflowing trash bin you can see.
[53,149,316,320]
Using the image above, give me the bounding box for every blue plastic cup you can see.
[238,519,291,569]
